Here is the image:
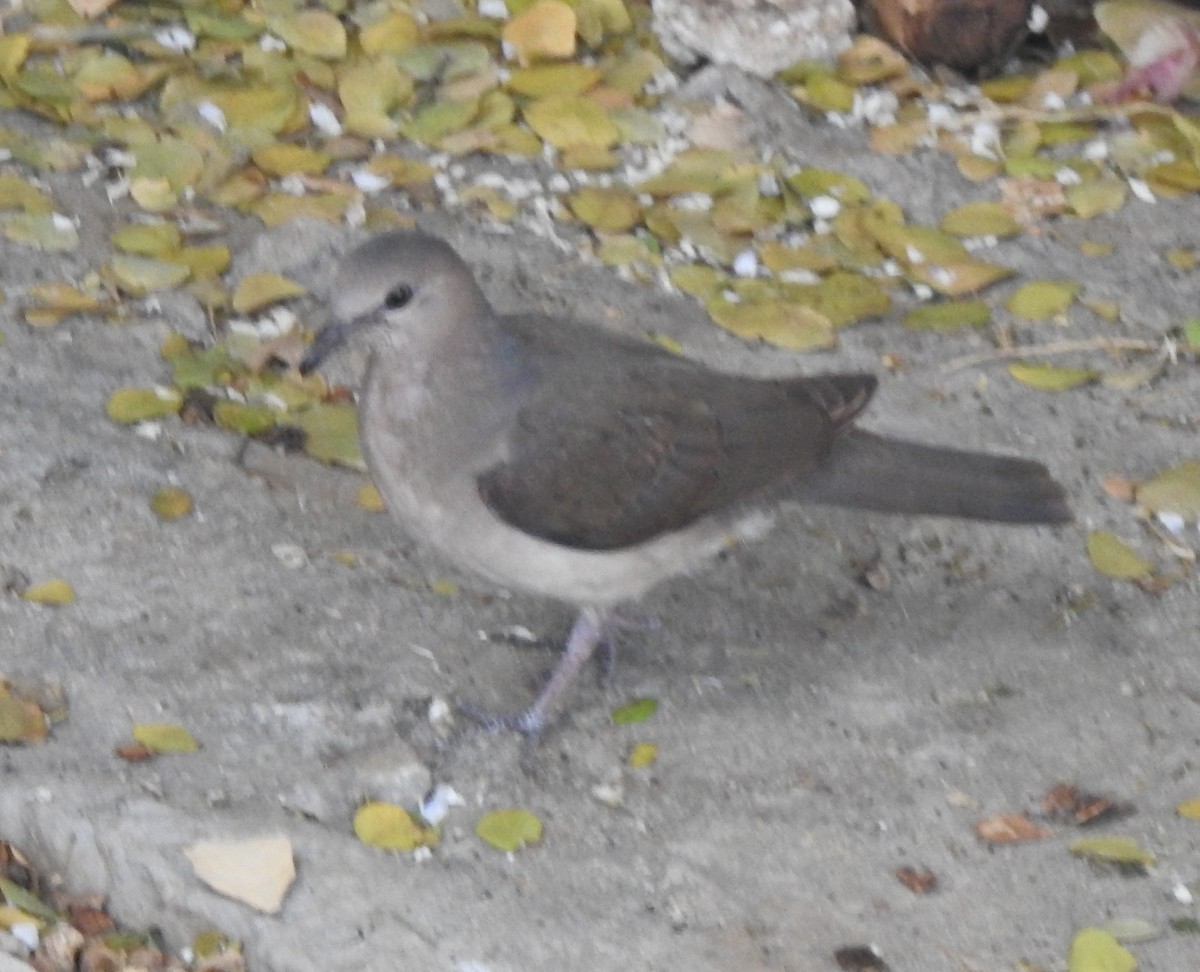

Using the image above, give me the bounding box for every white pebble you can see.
[732,249,758,277]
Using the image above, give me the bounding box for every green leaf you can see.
[904,299,990,331]
[1008,362,1097,392]
[611,697,658,725]
[106,386,184,423]
[476,808,543,851]
[291,403,363,469]
[1087,531,1153,580]
[1069,835,1156,867]
[1007,279,1080,320]
[0,877,58,921]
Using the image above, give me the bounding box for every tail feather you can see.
[795,430,1072,525]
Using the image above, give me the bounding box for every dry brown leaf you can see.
[973,813,1052,843]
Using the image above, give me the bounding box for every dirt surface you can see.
[2,67,1199,972]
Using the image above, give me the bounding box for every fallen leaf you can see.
[974,813,1052,843]
[503,1,576,66]
[107,386,184,424]
[476,808,543,851]
[611,697,658,725]
[1069,835,1156,867]
[231,273,306,314]
[1008,362,1098,391]
[133,723,199,753]
[904,300,990,331]
[354,802,438,851]
[1177,797,1200,819]
[150,487,193,521]
[1067,927,1137,972]
[1087,530,1153,580]
[1135,460,1200,520]
[19,579,76,606]
[1007,279,1081,320]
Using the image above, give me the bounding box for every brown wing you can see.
[477,333,877,551]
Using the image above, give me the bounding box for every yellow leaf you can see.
[707,298,836,351]
[502,0,576,66]
[904,300,991,331]
[20,579,75,606]
[1066,179,1129,219]
[359,11,419,56]
[170,244,232,279]
[357,482,386,512]
[909,258,1013,297]
[72,51,155,102]
[800,74,855,113]
[267,10,347,60]
[232,272,307,314]
[109,254,190,295]
[133,722,199,753]
[1008,362,1097,391]
[1007,279,1080,320]
[213,401,277,436]
[205,85,301,135]
[3,213,78,252]
[293,402,363,468]
[150,487,193,521]
[1135,460,1200,520]
[338,59,412,139]
[0,34,30,82]
[1068,928,1137,972]
[0,173,54,213]
[1176,797,1200,819]
[112,224,184,261]
[1087,531,1153,580]
[248,192,350,227]
[251,143,332,177]
[628,742,658,768]
[507,63,602,97]
[940,202,1022,238]
[0,696,46,742]
[567,186,642,232]
[475,808,543,851]
[107,386,184,424]
[354,802,438,851]
[523,95,620,149]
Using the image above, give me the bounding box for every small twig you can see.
[941,337,1162,372]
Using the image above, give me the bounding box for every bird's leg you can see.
[458,606,612,740]
[595,613,659,685]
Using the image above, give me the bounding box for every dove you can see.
[301,230,1070,743]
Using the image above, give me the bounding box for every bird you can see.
[300,229,1071,746]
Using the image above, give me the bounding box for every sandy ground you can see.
[1,68,1198,972]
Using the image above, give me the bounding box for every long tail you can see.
[795,430,1072,525]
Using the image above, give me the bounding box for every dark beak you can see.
[299,319,353,374]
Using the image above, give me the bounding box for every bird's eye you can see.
[384,284,414,309]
